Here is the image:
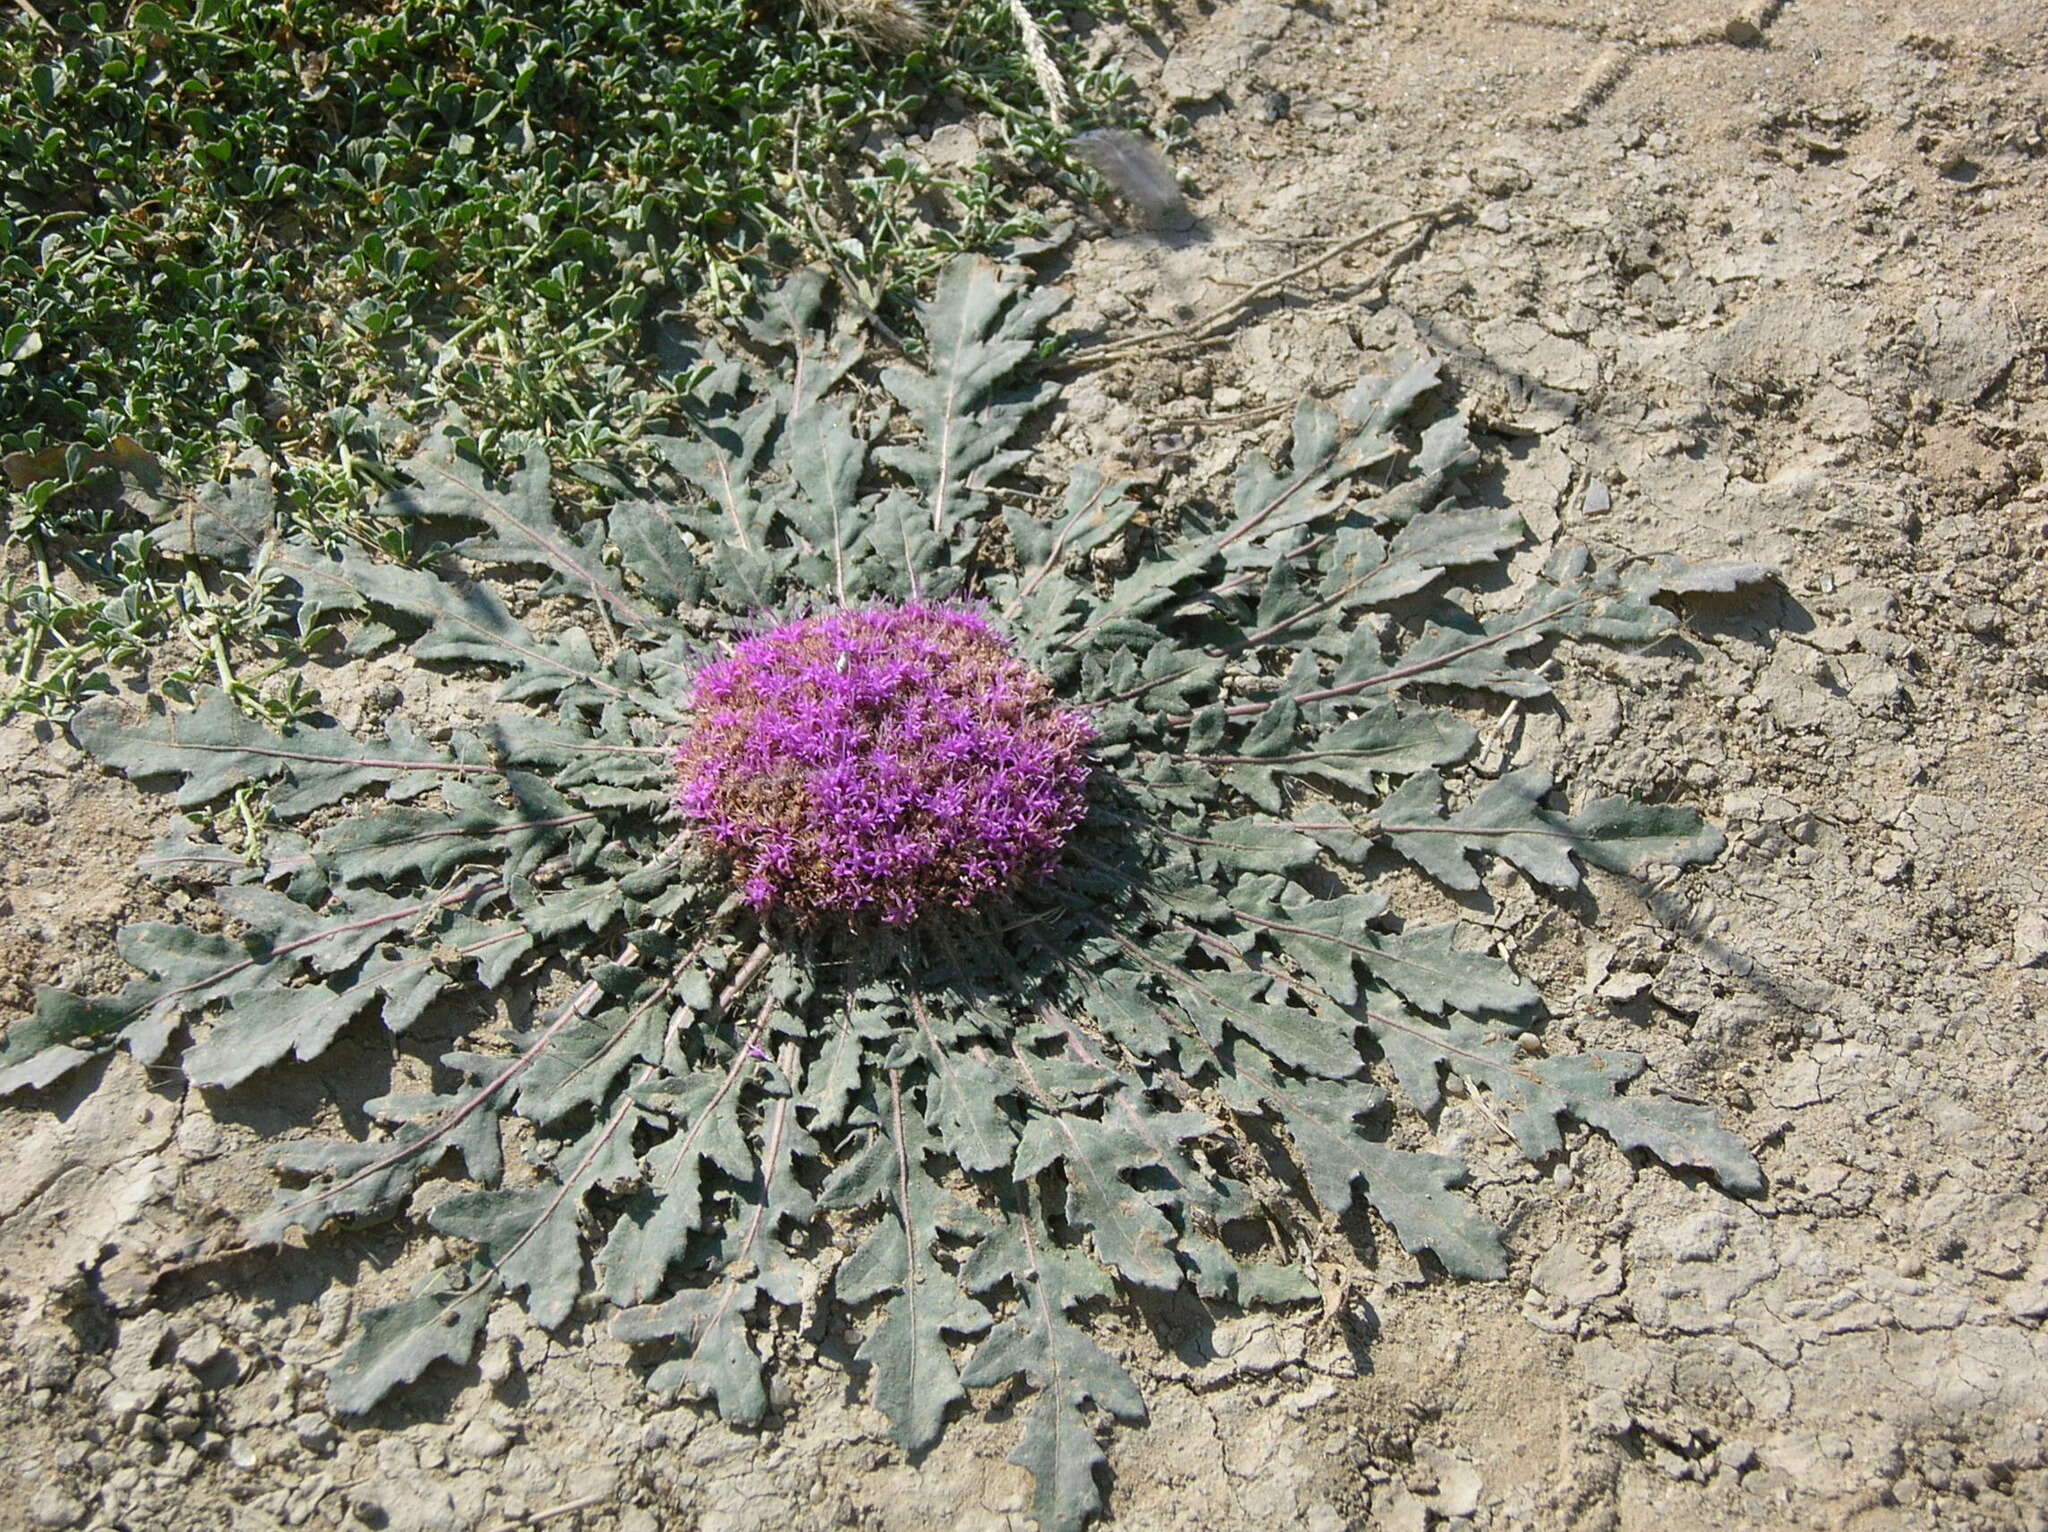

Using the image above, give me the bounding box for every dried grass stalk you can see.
[803,0,930,52]
[1006,0,1072,130]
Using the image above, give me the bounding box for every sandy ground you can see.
[3,0,2045,1528]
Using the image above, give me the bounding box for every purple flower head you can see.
[675,604,1095,926]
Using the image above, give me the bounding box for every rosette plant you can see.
[2,262,1760,1531]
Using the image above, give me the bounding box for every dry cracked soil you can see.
[3,0,2046,1529]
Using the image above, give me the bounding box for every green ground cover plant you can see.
[2,262,1766,1531]
[0,0,1107,717]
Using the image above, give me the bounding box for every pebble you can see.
[455,1421,512,1461]
[290,1411,339,1453]
[26,1490,88,1529]
[174,1113,226,1162]
[479,1335,518,1386]
[1472,160,1532,197]
[0,790,50,826]
[102,1386,161,1429]
[2013,910,2048,968]
[174,1324,228,1374]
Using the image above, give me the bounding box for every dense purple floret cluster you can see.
[675,604,1094,925]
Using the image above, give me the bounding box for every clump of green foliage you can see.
[2,263,1763,1532]
[0,0,1108,717]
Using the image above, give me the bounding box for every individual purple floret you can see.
[675,604,1095,925]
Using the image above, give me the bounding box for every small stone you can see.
[1372,1483,1429,1532]
[26,1490,88,1529]
[478,1336,518,1386]
[1585,1387,1633,1437]
[174,1325,227,1374]
[919,122,981,172]
[1962,603,2003,636]
[290,1412,339,1453]
[174,1113,225,1162]
[2014,911,2048,969]
[1302,1499,1351,1532]
[1598,971,1652,1003]
[102,1386,162,1428]
[315,1288,353,1346]
[110,1313,173,1383]
[1205,1314,1305,1378]
[2005,1281,2048,1319]
[1472,161,1531,197]
[455,1421,512,1460]
[0,790,50,825]
[1283,1377,1339,1416]
[25,1340,77,1391]
[1418,1448,1484,1518]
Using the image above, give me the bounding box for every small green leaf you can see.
[850,1084,990,1449]
[185,981,380,1089]
[1379,767,1726,891]
[1192,817,1319,875]
[328,1265,492,1415]
[1357,924,1538,1018]
[72,690,284,806]
[607,500,704,610]
[1272,1075,1506,1278]
[878,257,1063,545]
[374,431,650,626]
[600,1065,755,1305]
[429,1185,586,1332]
[1530,1052,1762,1194]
